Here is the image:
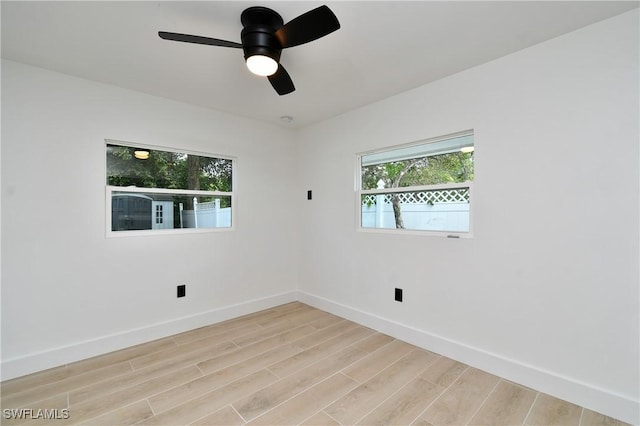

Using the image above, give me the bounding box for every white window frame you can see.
[105,140,236,238]
[355,130,474,238]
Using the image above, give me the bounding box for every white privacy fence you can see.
[182,199,231,228]
[361,187,470,232]
[362,188,469,205]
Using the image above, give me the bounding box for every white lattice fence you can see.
[362,188,469,205]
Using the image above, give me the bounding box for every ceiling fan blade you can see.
[158,31,242,48]
[275,5,340,48]
[268,64,295,95]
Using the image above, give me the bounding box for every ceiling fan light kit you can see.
[246,55,278,76]
[158,5,340,95]
[241,6,282,77]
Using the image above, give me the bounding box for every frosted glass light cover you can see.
[246,55,278,76]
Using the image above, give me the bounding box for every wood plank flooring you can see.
[0,302,630,425]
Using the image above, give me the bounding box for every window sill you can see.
[356,227,473,239]
[106,226,234,238]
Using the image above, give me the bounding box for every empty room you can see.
[1,1,638,425]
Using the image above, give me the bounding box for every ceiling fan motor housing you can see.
[240,7,284,63]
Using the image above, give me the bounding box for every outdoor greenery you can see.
[361,151,474,190]
[107,144,233,211]
[106,145,232,192]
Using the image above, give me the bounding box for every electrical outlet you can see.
[395,288,403,302]
[177,285,186,298]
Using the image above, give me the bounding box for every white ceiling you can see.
[2,1,637,128]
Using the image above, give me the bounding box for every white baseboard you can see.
[1,291,297,381]
[297,290,639,426]
[3,289,637,425]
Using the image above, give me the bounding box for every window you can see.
[155,205,163,225]
[106,141,234,235]
[357,131,474,236]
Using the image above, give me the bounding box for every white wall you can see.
[1,60,300,378]
[1,9,638,425]
[296,10,638,424]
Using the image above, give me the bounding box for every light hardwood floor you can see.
[0,302,630,426]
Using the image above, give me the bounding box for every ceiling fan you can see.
[159,5,340,95]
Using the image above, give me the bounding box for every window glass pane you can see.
[111,192,232,231]
[106,144,232,191]
[361,188,469,232]
[361,134,474,190]
[359,132,473,234]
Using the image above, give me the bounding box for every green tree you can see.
[106,146,177,188]
[106,145,233,209]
